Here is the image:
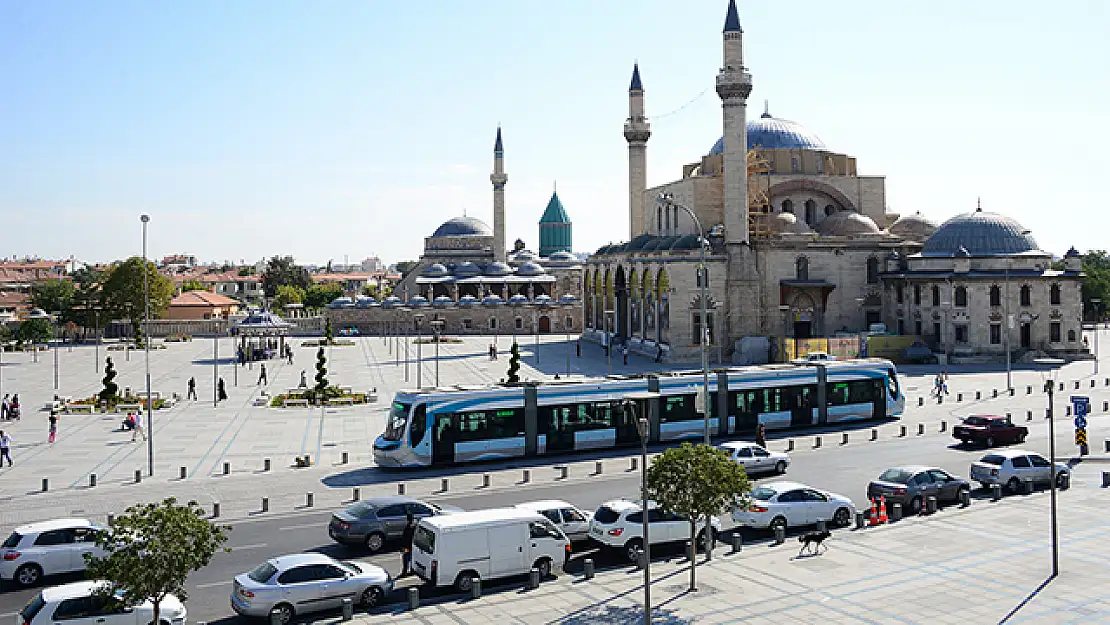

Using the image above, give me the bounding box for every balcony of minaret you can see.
[490,173,507,189]
[715,70,752,100]
[624,119,651,143]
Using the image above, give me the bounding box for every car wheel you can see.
[360,586,384,608]
[769,516,788,533]
[1056,472,1068,489]
[774,461,787,474]
[272,603,294,625]
[909,497,923,515]
[14,564,42,587]
[533,557,553,579]
[986,436,995,448]
[1007,477,1022,494]
[624,538,645,563]
[364,532,386,553]
[696,527,716,550]
[1018,433,1027,443]
[956,486,970,502]
[454,572,477,593]
[833,507,851,527]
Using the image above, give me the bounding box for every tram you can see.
[373,359,904,468]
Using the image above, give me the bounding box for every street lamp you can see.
[1035,357,1065,578]
[430,319,444,387]
[51,312,60,391]
[623,392,656,625]
[413,313,425,389]
[1090,299,1102,375]
[658,193,711,444]
[141,214,153,477]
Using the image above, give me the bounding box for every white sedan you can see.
[732,481,856,532]
[21,581,186,625]
[719,442,789,475]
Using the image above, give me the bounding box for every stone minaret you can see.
[491,126,508,262]
[624,63,651,239]
[716,0,752,245]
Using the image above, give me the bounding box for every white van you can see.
[411,508,570,593]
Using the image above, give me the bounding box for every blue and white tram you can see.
[373,359,904,468]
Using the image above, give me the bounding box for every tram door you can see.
[872,378,886,420]
[614,400,641,446]
[433,414,455,464]
[789,385,816,427]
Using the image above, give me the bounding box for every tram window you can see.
[409,405,427,447]
[661,395,695,423]
[760,388,784,413]
[848,380,874,404]
[455,411,488,442]
[828,382,850,406]
[454,408,524,440]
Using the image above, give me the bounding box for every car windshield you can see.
[964,416,991,426]
[593,506,622,524]
[751,487,776,501]
[979,455,1006,466]
[2,532,21,548]
[248,562,278,583]
[20,594,46,624]
[413,526,435,554]
[878,468,914,484]
[382,402,410,442]
[336,561,359,575]
[344,502,376,518]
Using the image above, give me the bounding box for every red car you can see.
[952,415,1028,447]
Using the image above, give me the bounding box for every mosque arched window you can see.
[804,200,817,226]
[825,204,835,216]
[931,285,940,307]
[795,257,809,281]
[989,285,1001,307]
[1050,283,1061,305]
[914,285,921,306]
[866,257,880,284]
[657,206,663,233]
[781,199,794,214]
[954,286,968,307]
[1020,285,1031,307]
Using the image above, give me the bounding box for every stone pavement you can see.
[356,463,1110,625]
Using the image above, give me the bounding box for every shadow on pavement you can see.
[999,574,1055,624]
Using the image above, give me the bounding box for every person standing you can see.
[48,410,58,444]
[622,346,629,366]
[187,377,197,400]
[257,364,268,386]
[0,430,12,466]
[218,378,228,402]
[756,423,767,449]
[131,413,146,442]
[400,513,416,576]
[1,394,8,421]
[299,370,307,388]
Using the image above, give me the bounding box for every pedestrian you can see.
[218,378,228,402]
[756,423,767,449]
[622,346,629,365]
[258,363,268,386]
[1,394,8,420]
[400,513,416,576]
[287,347,294,365]
[941,369,950,395]
[187,377,197,400]
[655,344,663,363]
[48,410,58,444]
[0,430,11,466]
[131,413,146,442]
[9,395,19,421]
[299,370,307,388]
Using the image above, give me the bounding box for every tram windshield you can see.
[886,368,900,399]
[382,402,411,441]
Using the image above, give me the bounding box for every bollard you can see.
[595,460,603,475]
[940,420,947,432]
[917,423,924,435]
[842,431,849,445]
[134,469,142,483]
[636,548,647,570]
[629,457,638,472]
[890,503,902,522]
[1022,479,1034,495]
[786,439,794,452]
[180,466,187,480]
[855,511,865,529]
[1027,410,1033,421]
[398,483,406,495]
[774,525,785,545]
[993,389,998,398]
[1010,388,1015,397]
[1060,473,1070,490]
[899,425,907,437]
[814,436,821,449]
[212,502,220,518]
[976,391,981,400]
[482,474,491,488]
[305,492,314,507]
[925,496,938,515]
[1028,385,1032,394]
[470,576,481,599]
[1105,401,1109,413]
[341,597,353,621]
[107,514,115,525]
[991,484,1002,501]
[1059,382,1064,391]
[731,533,743,553]
[957,393,962,402]
[41,478,48,492]
[261,497,269,513]
[816,520,827,533]
[528,567,540,589]
[871,428,878,441]
[223,462,230,476]
[557,466,568,480]
[441,477,449,492]
[584,558,595,578]
[1067,406,1072,417]
[959,489,970,507]
[407,587,420,610]
[352,487,360,501]
[1105,439,1110,454]
[304,454,312,466]
[1092,380,1097,389]
[523,469,531,483]
[342,451,349,465]
[1102,472,1110,488]
[269,609,283,625]
[89,473,97,488]
[918,397,924,407]
[263,458,271,472]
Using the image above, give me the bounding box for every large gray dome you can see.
[887,212,937,242]
[816,211,881,237]
[921,210,1039,257]
[432,216,492,237]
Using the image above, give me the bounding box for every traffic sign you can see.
[1075,416,1088,430]
[1071,395,1090,417]
[1076,428,1088,447]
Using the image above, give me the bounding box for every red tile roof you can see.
[170,291,239,307]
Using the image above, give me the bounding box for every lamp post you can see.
[659,193,711,444]
[1091,299,1102,375]
[430,319,444,387]
[622,393,656,625]
[52,313,59,391]
[413,313,425,389]
[1036,357,1065,577]
[141,214,154,477]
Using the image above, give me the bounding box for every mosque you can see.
[583,0,1085,364]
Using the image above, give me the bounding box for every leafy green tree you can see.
[30,278,75,318]
[17,317,53,344]
[100,357,119,401]
[237,266,255,276]
[314,347,329,395]
[646,442,751,591]
[179,279,206,292]
[101,258,174,337]
[1080,250,1110,320]
[84,498,229,625]
[363,283,392,299]
[304,282,344,310]
[506,342,521,384]
[272,285,305,311]
[261,255,311,297]
[71,267,105,336]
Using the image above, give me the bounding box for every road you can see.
[0,411,1103,623]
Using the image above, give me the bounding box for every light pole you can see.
[52,313,59,391]
[430,319,444,387]
[659,193,711,444]
[141,214,154,477]
[1036,357,1065,578]
[1091,299,1102,375]
[413,313,424,389]
[623,393,656,625]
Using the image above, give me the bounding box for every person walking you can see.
[257,364,268,386]
[48,410,58,444]
[187,377,197,400]
[0,430,11,466]
[622,346,629,366]
[755,423,767,449]
[218,378,228,402]
[9,395,19,421]
[400,513,416,576]
[131,413,146,442]
[286,347,294,365]
[298,370,307,388]
[655,344,663,363]
[1,394,8,421]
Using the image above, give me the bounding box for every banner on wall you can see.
[865,335,922,362]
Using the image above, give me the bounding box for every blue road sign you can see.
[1075,416,1088,429]
[1071,396,1090,417]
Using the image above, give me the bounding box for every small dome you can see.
[546,251,577,263]
[887,212,938,242]
[483,261,512,276]
[453,262,482,277]
[516,262,546,276]
[328,296,354,309]
[457,295,480,307]
[422,263,448,278]
[534,294,554,307]
[381,295,403,308]
[922,210,1040,257]
[407,296,429,308]
[625,234,655,252]
[355,295,378,308]
[512,249,538,263]
[669,234,703,250]
[816,211,882,237]
[709,110,827,155]
[508,294,530,307]
[773,212,812,234]
[432,216,492,237]
[482,294,504,307]
[432,296,454,308]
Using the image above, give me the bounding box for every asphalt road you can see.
[1,412,1103,624]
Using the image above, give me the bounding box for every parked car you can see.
[588,499,723,563]
[513,500,593,543]
[231,553,391,624]
[20,581,186,625]
[952,415,1028,447]
[718,441,790,475]
[0,518,107,587]
[866,466,970,515]
[731,481,855,532]
[411,508,569,593]
[792,352,837,364]
[969,449,1071,492]
[902,340,937,364]
[328,496,461,553]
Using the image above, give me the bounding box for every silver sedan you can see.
[231,553,392,623]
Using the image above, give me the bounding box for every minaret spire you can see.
[490,126,508,263]
[723,0,742,33]
[624,63,651,238]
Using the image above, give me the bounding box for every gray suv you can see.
[328,496,460,553]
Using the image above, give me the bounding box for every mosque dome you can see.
[772,212,812,235]
[546,251,578,264]
[483,261,513,276]
[816,211,881,237]
[328,296,354,309]
[709,107,827,155]
[354,295,378,308]
[422,263,449,278]
[516,262,546,277]
[511,249,538,263]
[887,212,938,242]
[432,216,492,237]
[921,210,1040,257]
[452,261,482,277]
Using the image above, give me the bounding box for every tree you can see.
[363,283,392,299]
[30,278,75,318]
[272,285,305,311]
[506,342,521,384]
[101,258,174,337]
[237,266,255,277]
[324,318,334,345]
[100,357,119,401]
[179,279,205,292]
[314,347,329,395]
[646,442,751,591]
[17,317,53,344]
[85,498,229,625]
[304,282,344,310]
[71,267,105,336]
[261,256,311,297]
[1081,250,1110,320]
[394,260,419,279]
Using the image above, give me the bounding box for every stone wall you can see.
[325,306,583,339]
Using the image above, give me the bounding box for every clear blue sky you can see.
[2,0,1107,266]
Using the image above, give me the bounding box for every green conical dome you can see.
[538,191,572,256]
[539,192,570,224]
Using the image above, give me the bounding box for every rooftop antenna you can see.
[977,197,982,212]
